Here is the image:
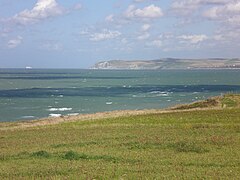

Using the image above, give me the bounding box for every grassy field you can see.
[0,94,240,179]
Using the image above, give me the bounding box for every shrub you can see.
[32,151,51,158]
[168,142,208,153]
[64,151,81,160]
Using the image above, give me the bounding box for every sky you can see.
[0,0,240,68]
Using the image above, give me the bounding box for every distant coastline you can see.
[92,58,240,70]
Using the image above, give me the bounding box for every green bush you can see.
[168,142,208,153]
[64,151,81,160]
[32,151,51,158]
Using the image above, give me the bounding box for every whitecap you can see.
[49,114,62,117]
[157,93,169,97]
[106,102,113,105]
[179,94,186,97]
[21,116,35,119]
[58,95,64,98]
[149,91,169,96]
[48,108,58,111]
[149,91,163,94]
[48,107,72,112]
[68,113,79,116]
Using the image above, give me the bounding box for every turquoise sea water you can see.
[0,69,240,122]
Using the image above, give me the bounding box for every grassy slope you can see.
[0,94,240,179]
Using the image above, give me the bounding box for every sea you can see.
[0,68,240,122]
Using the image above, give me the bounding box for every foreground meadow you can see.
[0,94,240,179]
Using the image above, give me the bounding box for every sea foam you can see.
[21,116,35,119]
[48,108,72,112]
[67,113,79,116]
[49,114,62,117]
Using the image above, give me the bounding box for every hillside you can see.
[0,94,240,179]
[92,58,240,69]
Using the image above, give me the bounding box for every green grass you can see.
[221,93,240,108]
[0,96,240,179]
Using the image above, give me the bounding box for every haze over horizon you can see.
[1,0,240,68]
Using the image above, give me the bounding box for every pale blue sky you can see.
[0,0,240,68]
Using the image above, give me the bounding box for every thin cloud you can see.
[170,0,229,16]
[40,41,63,51]
[141,24,151,31]
[73,3,82,10]
[89,29,121,41]
[104,4,163,25]
[134,0,145,2]
[124,4,163,19]
[146,39,162,48]
[105,14,115,22]
[7,36,23,48]
[178,34,208,44]
[137,32,150,40]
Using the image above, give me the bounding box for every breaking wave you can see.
[48,108,72,112]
